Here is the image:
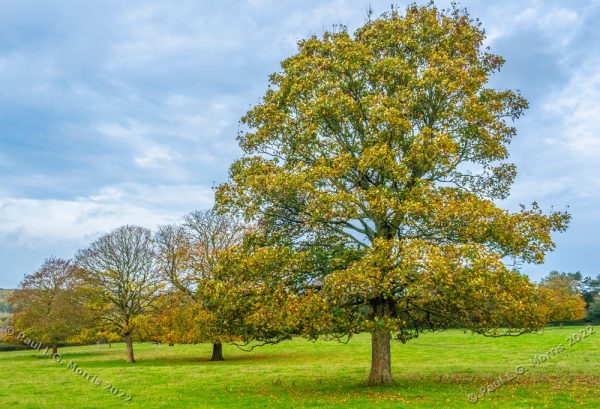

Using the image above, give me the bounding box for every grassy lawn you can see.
[0,327,599,408]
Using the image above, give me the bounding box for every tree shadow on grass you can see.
[172,353,296,364]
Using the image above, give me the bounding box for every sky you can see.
[0,0,599,287]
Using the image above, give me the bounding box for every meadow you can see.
[0,327,598,408]
[0,327,600,409]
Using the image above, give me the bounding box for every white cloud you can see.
[483,1,582,49]
[0,52,58,101]
[508,176,573,205]
[134,146,175,167]
[107,2,247,70]
[0,183,213,245]
[96,121,181,169]
[544,59,600,157]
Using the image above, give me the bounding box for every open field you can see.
[0,327,599,408]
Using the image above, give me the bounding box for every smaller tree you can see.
[76,225,161,363]
[540,273,586,324]
[545,271,600,309]
[155,211,245,361]
[586,295,600,323]
[151,290,197,346]
[9,257,90,354]
[580,274,600,308]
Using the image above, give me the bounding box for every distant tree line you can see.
[2,209,584,368]
[0,290,13,313]
[539,271,600,323]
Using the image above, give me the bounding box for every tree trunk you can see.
[124,334,135,363]
[367,328,394,385]
[51,344,58,355]
[210,342,224,361]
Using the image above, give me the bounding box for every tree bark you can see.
[367,328,394,385]
[210,342,224,361]
[51,344,58,355]
[124,334,135,363]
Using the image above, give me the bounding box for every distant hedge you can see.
[0,343,27,352]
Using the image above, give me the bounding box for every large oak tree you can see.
[216,4,570,385]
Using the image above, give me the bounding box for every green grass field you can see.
[1,327,599,408]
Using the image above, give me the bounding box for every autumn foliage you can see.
[216,3,569,384]
[540,273,586,323]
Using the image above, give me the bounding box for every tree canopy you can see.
[9,257,91,354]
[76,225,161,363]
[155,210,246,360]
[540,272,587,323]
[216,3,570,385]
[587,295,600,322]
